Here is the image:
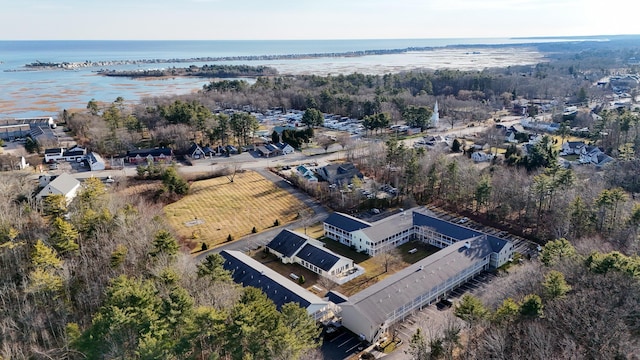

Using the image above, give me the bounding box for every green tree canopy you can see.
[301,108,324,128]
[197,253,233,282]
[454,294,489,323]
[542,270,572,299]
[540,238,577,266]
[151,230,180,258]
[519,294,544,318]
[49,217,79,254]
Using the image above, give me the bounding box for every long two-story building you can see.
[323,207,513,268]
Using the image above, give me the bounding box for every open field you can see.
[164,170,309,250]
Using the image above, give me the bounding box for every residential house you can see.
[187,143,206,159]
[87,152,106,171]
[257,144,279,157]
[579,146,614,167]
[471,151,494,163]
[296,165,318,182]
[219,250,341,323]
[0,154,28,171]
[126,148,173,164]
[561,141,586,155]
[63,145,87,162]
[316,162,363,186]
[504,130,516,143]
[424,135,446,146]
[266,229,361,284]
[36,172,81,203]
[44,147,65,163]
[275,142,295,155]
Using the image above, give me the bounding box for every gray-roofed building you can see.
[316,162,363,185]
[87,152,106,171]
[220,250,340,322]
[340,236,494,343]
[266,229,362,284]
[0,117,55,141]
[36,172,81,203]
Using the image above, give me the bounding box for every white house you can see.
[275,142,295,155]
[561,141,586,155]
[471,151,495,163]
[44,148,65,163]
[266,229,362,284]
[87,152,106,171]
[36,173,81,203]
[63,145,87,162]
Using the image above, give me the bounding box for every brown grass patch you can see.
[164,171,309,251]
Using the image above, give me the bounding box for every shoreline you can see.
[19,43,538,71]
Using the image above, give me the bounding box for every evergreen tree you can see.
[519,294,544,318]
[542,270,572,299]
[151,230,179,257]
[49,217,80,254]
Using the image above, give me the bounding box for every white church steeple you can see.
[431,100,439,127]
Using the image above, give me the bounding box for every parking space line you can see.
[338,338,355,348]
[329,333,349,343]
[345,343,361,353]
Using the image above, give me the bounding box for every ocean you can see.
[0,38,590,117]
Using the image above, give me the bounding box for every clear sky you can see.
[1,0,637,40]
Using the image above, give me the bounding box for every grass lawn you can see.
[561,154,580,161]
[248,250,321,289]
[292,222,325,239]
[164,170,309,251]
[334,240,441,296]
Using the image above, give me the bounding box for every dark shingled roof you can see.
[324,212,371,232]
[326,290,349,304]
[412,212,479,239]
[296,243,340,272]
[220,250,312,310]
[266,229,308,258]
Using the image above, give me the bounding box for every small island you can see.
[97,64,279,78]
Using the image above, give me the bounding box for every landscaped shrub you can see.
[298,275,306,284]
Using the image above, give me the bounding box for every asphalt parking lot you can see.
[321,327,368,360]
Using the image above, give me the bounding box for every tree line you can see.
[0,174,321,359]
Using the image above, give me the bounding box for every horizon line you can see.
[1,34,638,42]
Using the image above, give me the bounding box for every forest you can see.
[3,38,640,359]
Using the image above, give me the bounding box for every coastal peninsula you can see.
[20,46,447,70]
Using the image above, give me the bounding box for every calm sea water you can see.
[0,38,586,117]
